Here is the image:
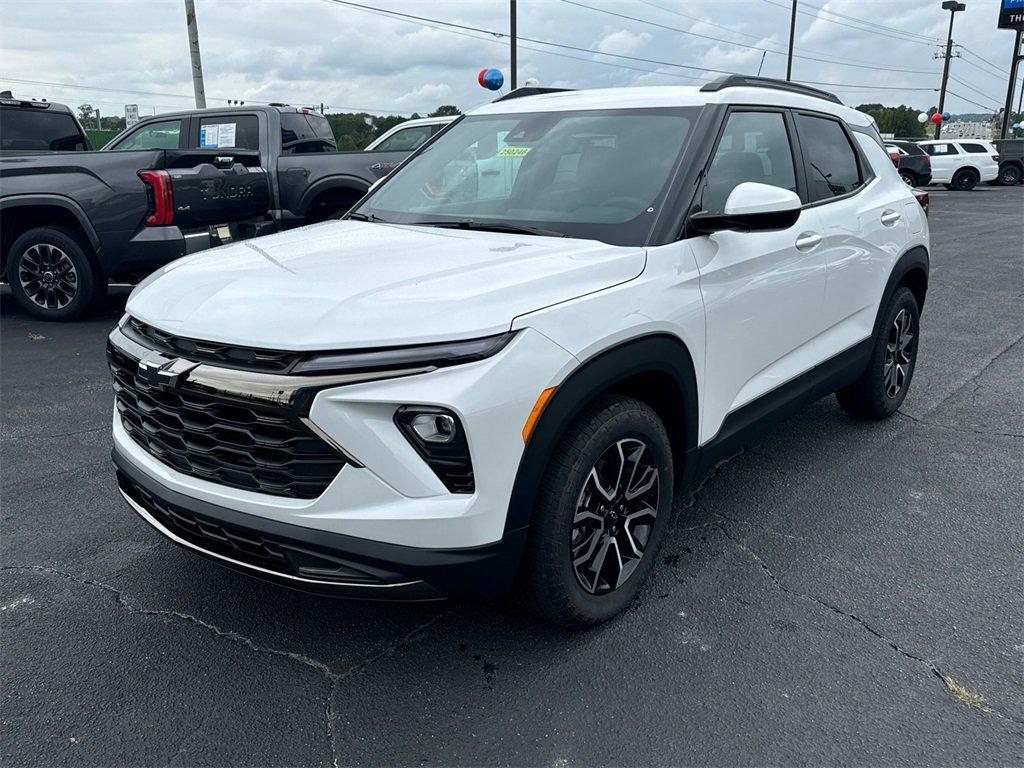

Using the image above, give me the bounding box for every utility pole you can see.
[999,28,1023,139]
[935,1,965,140]
[786,0,798,81]
[184,0,207,109]
[510,0,518,90]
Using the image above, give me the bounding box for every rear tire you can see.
[6,226,103,321]
[950,168,978,191]
[518,396,674,628]
[836,287,919,420]
[898,169,917,187]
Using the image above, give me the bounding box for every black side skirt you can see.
[694,337,873,477]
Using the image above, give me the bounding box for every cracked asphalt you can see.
[2,186,1022,767]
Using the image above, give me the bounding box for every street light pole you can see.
[999,28,1023,139]
[935,1,965,140]
[184,0,207,109]
[510,0,518,90]
[786,0,798,81]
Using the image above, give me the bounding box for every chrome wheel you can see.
[883,308,914,399]
[17,243,79,310]
[571,438,660,595]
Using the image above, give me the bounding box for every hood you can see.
[127,220,645,350]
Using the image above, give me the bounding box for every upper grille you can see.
[125,317,303,373]
[108,344,346,499]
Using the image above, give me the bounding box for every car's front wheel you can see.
[518,396,674,628]
[837,287,920,419]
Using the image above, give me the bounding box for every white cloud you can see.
[594,29,652,57]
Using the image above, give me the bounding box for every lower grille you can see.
[108,344,346,499]
[119,472,383,584]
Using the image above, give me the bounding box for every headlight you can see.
[291,332,516,375]
[395,406,474,493]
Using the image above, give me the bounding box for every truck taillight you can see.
[913,188,929,218]
[138,170,174,226]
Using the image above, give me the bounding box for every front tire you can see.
[518,396,674,628]
[950,168,978,191]
[6,227,103,321]
[837,287,920,419]
[999,164,1022,186]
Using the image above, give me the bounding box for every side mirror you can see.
[690,182,802,234]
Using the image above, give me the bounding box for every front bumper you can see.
[115,447,527,601]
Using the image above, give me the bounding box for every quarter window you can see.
[111,120,182,150]
[796,114,864,202]
[374,125,434,152]
[959,143,987,154]
[702,111,797,214]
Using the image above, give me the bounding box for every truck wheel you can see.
[999,164,1022,186]
[950,168,978,191]
[517,395,674,628]
[6,227,103,321]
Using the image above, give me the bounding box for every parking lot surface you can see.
[2,186,1022,767]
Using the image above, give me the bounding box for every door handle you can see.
[795,232,822,251]
[881,209,902,226]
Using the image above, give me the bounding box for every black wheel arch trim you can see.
[0,194,102,252]
[297,176,370,216]
[503,333,699,535]
[877,245,929,328]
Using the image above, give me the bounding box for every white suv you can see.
[109,77,929,627]
[917,138,1000,190]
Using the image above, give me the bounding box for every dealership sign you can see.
[125,104,140,127]
[1000,0,1024,30]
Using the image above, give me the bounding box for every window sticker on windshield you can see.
[200,123,237,148]
[497,146,531,157]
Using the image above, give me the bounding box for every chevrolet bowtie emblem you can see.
[137,353,198,390]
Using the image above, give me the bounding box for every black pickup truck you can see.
[1,98,270,320]
[103,105,414,228]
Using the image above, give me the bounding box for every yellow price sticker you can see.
[497,146,532,157]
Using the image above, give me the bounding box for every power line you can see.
[759,0,941,49]
[562,0,939,75]
[798,0,943,44]
[947,74,1002,105]
[958,45,1009,76]
[944,88,1000,113]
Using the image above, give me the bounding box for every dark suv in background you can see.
[886,140,932,187]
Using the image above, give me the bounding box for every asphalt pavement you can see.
[2,185,1022,767]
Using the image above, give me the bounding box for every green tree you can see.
[428,105,461,117]
[77,103,95,123]
[855,104,927,138]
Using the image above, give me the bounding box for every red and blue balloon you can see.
[477,68,505,90]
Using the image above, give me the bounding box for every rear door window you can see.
[795,114,864,202]
[702,110,797,214]
[197,115,259,150]
[373,125,434,152]
[280,112,336,154]
[923,143,958,156]
[110,119,183,150]
[0,108,88,151]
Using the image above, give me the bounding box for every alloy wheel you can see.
[570,438,660,595]
[883,308,914,399]
[17,243,79,310]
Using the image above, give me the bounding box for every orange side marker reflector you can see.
[522,387,557,443]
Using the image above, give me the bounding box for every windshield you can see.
[0,108,88,151]
[355,108,697,246]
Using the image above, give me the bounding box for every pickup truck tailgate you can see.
[164,150,269,228]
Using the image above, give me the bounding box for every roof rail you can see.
[699,75,842,105]
[493,87,573,102]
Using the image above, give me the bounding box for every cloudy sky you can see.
[0,0,1017,118]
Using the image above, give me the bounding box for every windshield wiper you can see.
[347,211,389,223]
[411,219,567,238]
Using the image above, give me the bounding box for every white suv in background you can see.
[364,115,457,152]
[109,77,929,627]
[918,138,1000,190]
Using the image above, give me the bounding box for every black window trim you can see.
[791,107,876,210]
